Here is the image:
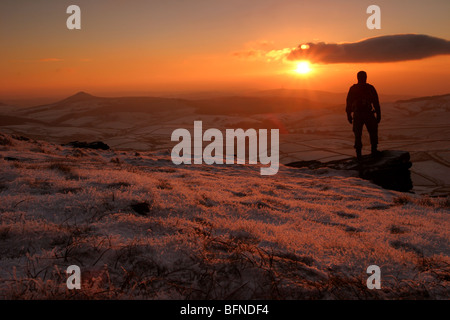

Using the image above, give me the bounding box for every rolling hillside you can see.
[0,91,449,195]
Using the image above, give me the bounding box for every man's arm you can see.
[346,86,354,124]
[371,85,381,123]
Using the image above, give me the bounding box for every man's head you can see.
[357,71,367,84]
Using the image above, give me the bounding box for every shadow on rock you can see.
[287,150,413,192]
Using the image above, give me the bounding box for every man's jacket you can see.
[346,83,381,117]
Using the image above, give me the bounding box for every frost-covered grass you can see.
[0,132,448,299]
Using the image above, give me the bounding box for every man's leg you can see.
[366,114,379,156]
[353,115,364,159]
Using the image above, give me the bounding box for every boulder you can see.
[131,202,152,216]
[287,150,413,192]
[65,141,110,150]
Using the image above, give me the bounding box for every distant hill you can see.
[12,91,336,121]
[250,88,415,104]
[248,89,346,105]
[2,91,446,121]
[58,91,97,103]
[0,115,45,126]
[14,92,194,125]
[23,92,191,113]
[191,95,331,115]
[0,91,448,196]
[396,93,450,103]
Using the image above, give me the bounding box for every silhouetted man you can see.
[346,71,381,160]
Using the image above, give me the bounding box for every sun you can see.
[295,61,311,74]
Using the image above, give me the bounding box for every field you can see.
[1,91,449,196]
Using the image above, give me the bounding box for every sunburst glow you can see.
[295,61,311,74]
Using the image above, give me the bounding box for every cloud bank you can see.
[287,34,450,63]
[233,48,293,62]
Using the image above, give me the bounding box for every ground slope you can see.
[0,133,448,299]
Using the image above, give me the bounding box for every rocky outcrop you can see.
[287,150,413,192]
[65,141,110,150]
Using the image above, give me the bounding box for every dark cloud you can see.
[287,34,450,63]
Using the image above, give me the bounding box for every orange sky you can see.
[1,0,449,99]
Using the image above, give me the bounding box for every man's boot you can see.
[356,149,362,161]
[371,145,381,157]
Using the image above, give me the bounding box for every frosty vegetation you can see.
[0,132,448,299]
